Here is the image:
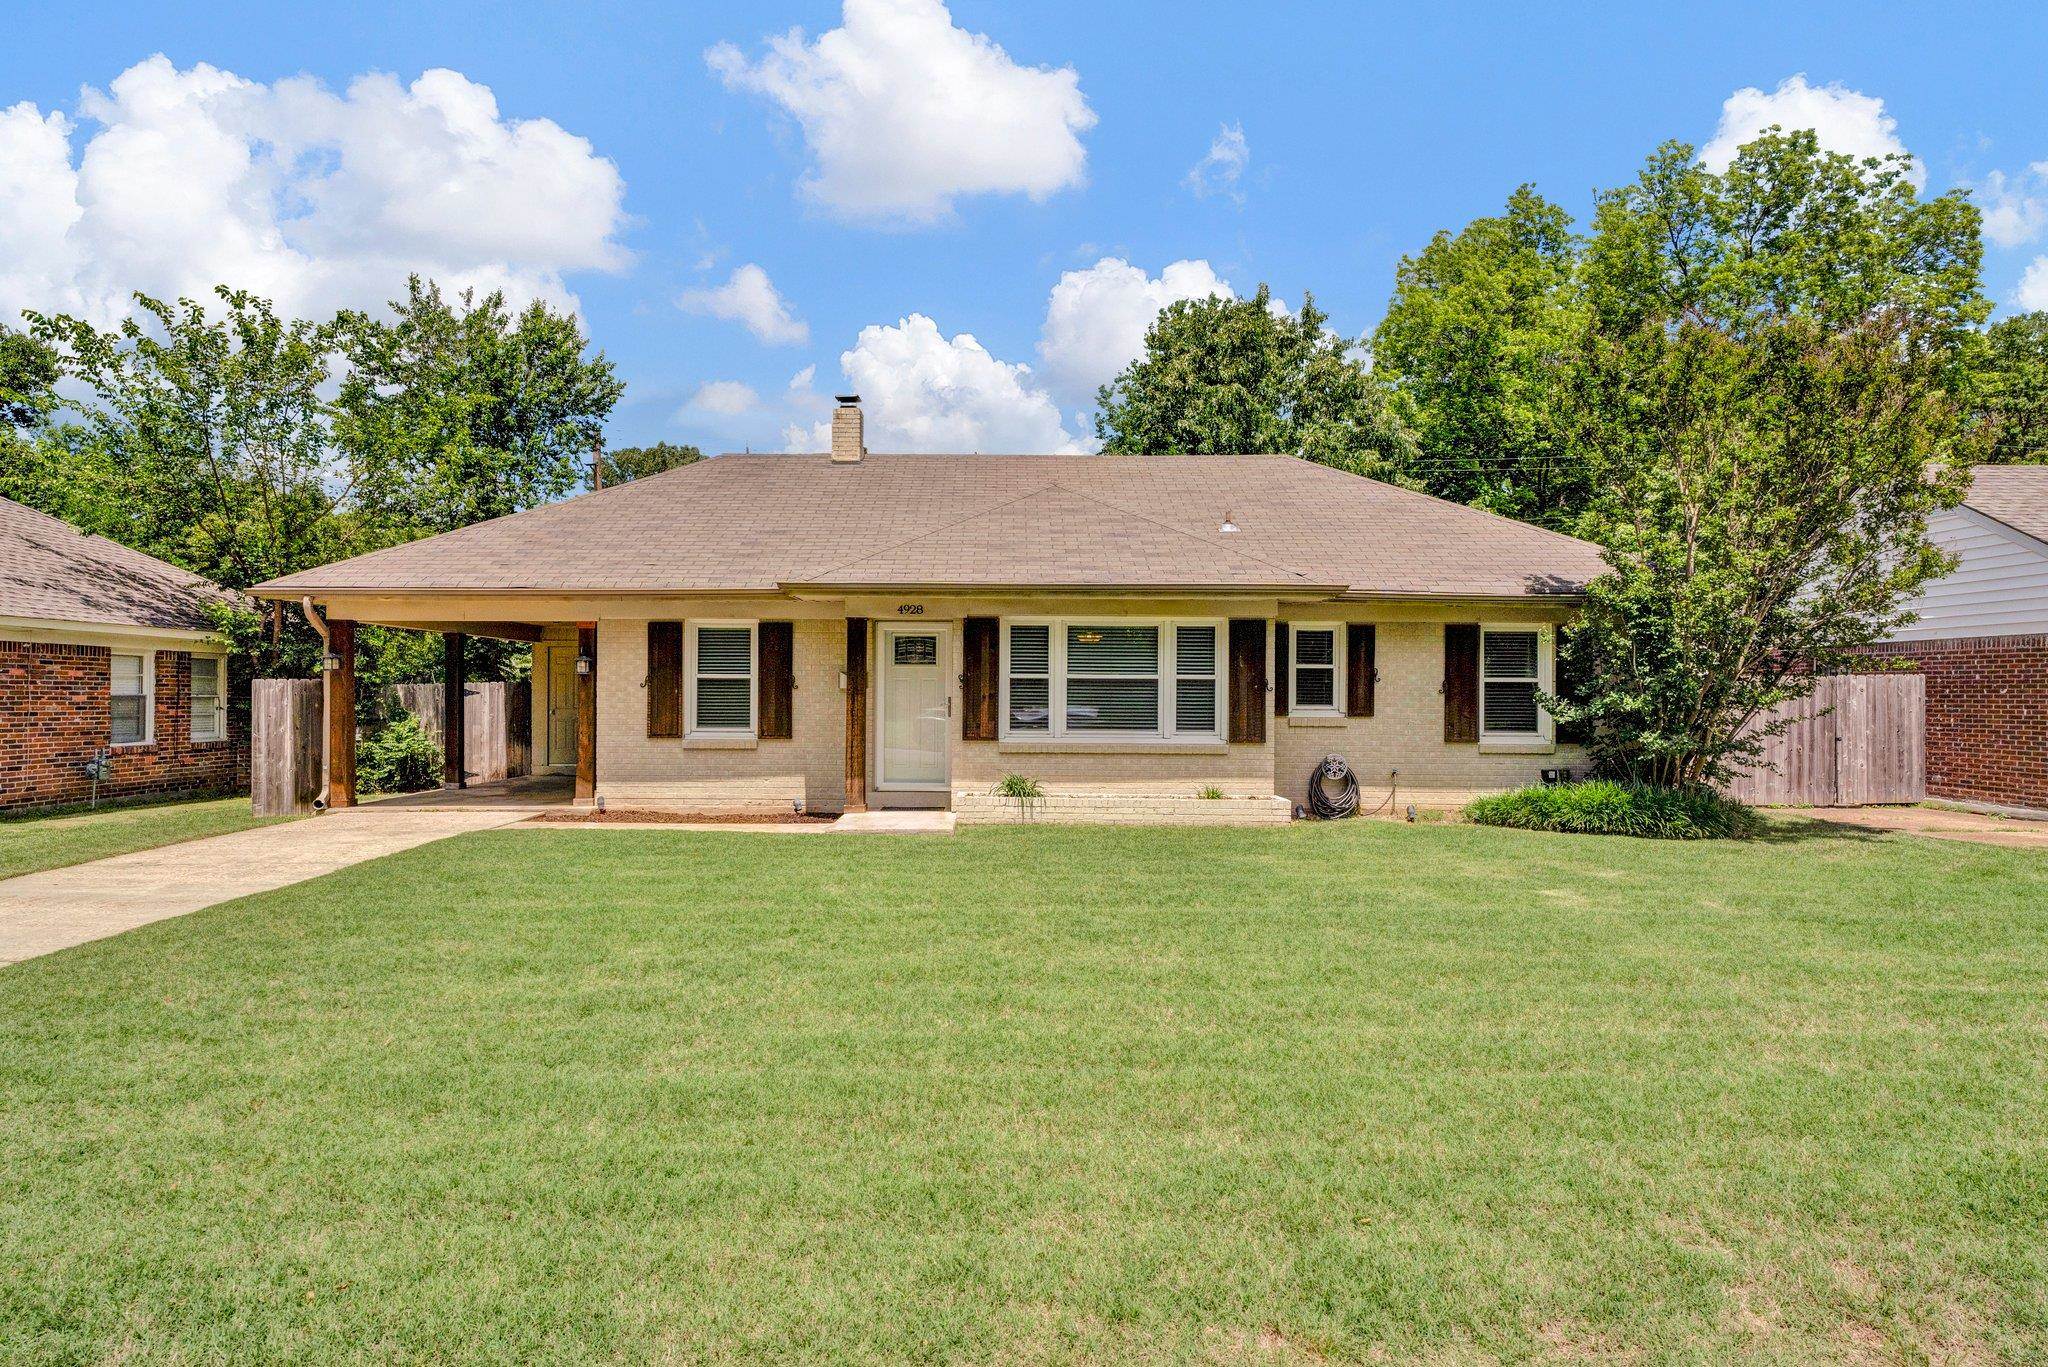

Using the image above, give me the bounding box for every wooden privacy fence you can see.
[387,681,526,785]
[251,679,323,816]
[1722,673,1925,806]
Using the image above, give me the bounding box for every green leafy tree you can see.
[334,276,624,539]
[1554,131,1985,787]
[601,440,703,485]
[1969,311,2048,463]
[0,324,70,514]
[24,289,349,589]
[1372,186,1587,528]
[1094,287,1416,476]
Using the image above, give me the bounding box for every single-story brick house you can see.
[254,397,1606,823]
[1862,464,2048,816]
[1,496,242,813]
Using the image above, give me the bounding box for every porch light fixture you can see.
[1219,510,1240,533]
[575,655,593,675]
[321,651,341,673]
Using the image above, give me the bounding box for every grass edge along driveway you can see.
[0,795,289,880]
[1,818,2043,1361]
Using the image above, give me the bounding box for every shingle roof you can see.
[255,453,1606,600]
[0,496,239,633]
[1964,464,2048,546]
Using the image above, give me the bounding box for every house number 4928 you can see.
[896,604,925,615]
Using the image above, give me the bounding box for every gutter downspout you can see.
[300,596,332,812]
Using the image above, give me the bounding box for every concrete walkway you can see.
[0,808,530,967]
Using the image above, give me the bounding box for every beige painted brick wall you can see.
[596,615,847,812]
[1273,612,1588,810]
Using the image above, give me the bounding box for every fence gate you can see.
[1722,674,1925,806]
[251,678,323,816]
[387,681,523,785]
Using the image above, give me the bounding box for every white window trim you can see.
[1479,622,1555,748]
[1287,622,1345,717]
[189,653,228,743]
[109,649,155,747]
[684,620,758,739]
[998,617,1226,743]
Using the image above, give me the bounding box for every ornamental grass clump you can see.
[1465,780,1760,840]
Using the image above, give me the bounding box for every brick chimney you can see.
[831,394,864,463]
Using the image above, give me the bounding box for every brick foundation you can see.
[0,640,245,813]
[1857,635,2048,813]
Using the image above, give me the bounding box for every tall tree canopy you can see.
[334,277,624,537]
[1968,311,2048,464]
[1094,288,1416,477]
[1372,186,1584,528]
[601,441,703,485]
[1554,130,1985,786]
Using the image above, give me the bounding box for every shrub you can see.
[1464,780,1760,840]
[357,715,441,794]
[991,773,1044,799]
[1198,786,1225,800]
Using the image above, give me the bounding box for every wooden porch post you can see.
[327,617,357,808]
[844,617,868,813]
[575,623,597,802]
[442,632,467,789]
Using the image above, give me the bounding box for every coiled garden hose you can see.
[1308,753,1361,820]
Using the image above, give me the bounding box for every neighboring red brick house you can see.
[1865,466,2048,815]
[1,496,245,813]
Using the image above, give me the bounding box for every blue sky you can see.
[6,1,2047,454]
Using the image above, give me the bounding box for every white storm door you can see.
[878,627,949,790]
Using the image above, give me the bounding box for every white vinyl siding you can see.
[189,656,225,741]
[110,651,151,745]
[1890,505,2048,641]
[686,622,756,736]
[1001,618,1224,741]
[1289,624,1342,715]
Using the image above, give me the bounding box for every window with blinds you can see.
[1481,629,1541,734]
[1290,625,1339,713]
[190,657,224,741]
[1001,619,1222,740]
[110,652,147,744]
[691,623,755,733]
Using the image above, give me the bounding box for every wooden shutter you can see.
[647,621,681,738]
[758,621,794,740]
[1273,622,1291,717]
[961,617,999,740]
[1347,624,1376,717]
[1227,618,1267,744]
[1444,624,1480,743]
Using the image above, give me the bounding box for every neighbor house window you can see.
[1481,628,1544,737]
[110,652,149,745]
[1001,619,1223,741]
[687,622,755,735]
[1289,624,1341,714]
[190,656,224,742]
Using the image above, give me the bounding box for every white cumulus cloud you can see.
[1037,256,1233,403]
[0,55,628,326]
[2016,257,2048,311]
[1184,123,1249,203]
[1979,163,2048,249]
[677,263,809,345]
[1702,75,1921,188]
[689,380,760,415]
[786,313,1083,452]
[707,0,1095,225]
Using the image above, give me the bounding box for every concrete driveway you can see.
[1794,804,2048,850]
[0,807,529,967]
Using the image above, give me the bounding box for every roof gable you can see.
[1964,465,2048,548]
[0,497,238,632]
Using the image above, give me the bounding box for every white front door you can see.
[544,645,579,770]
[878,626,949,790]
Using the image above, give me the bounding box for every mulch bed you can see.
[528,809,838,826]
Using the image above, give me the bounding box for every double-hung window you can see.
[1001,619,1222,741]
[110,652,149,745]
[1480,627,1546,739]
[1289,624,1341,714]
[189,656,225,742]
[687,622,755,736]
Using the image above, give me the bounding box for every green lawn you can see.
[0,795,286,880]
[1,821,2044,1362]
